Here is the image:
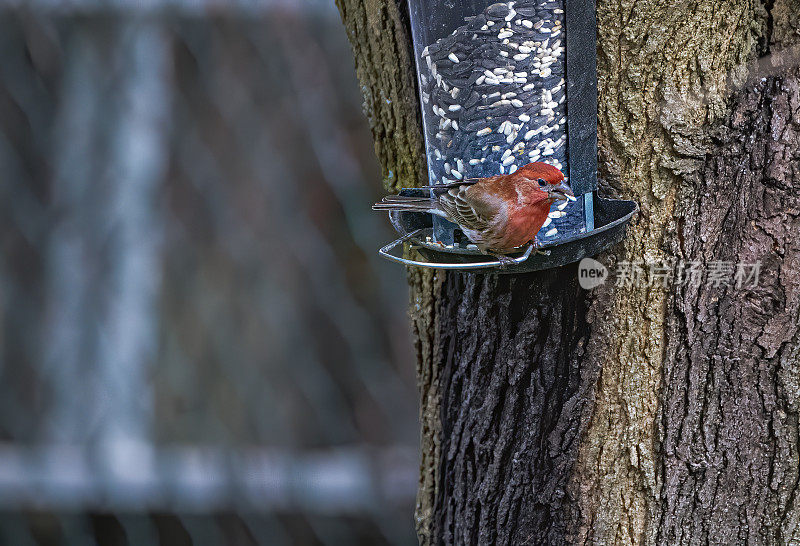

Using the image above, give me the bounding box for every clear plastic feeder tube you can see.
[407,0,585,244]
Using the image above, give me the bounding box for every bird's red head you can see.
[516,162,564,185]
[515,162,574,203]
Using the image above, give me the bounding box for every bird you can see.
[373,162,575,257]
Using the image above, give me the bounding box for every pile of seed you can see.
[419,0,583,239]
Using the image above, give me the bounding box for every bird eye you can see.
[537,178,548,187]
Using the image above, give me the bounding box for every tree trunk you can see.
[336,0,800,544]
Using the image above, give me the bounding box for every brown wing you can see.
[438,178,504,233]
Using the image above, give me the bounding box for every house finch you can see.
[374,162,575,256]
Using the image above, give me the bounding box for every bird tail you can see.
[372,195,445,216]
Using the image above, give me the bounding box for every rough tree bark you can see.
[337,0,800,544]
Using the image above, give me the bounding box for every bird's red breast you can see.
[464,176,551,250]
[458,163,561,251]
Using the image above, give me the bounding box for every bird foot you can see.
[496,255,516,268]
[484,251,516,268]
[531,240,550,256]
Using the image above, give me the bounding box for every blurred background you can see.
[0,0,419,544]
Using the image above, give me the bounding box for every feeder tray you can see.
[379,188,636,273]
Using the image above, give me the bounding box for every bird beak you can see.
[550,181,576,203]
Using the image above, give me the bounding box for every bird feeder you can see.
[378,0,636,272]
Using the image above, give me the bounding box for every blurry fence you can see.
[0,1,418,544]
